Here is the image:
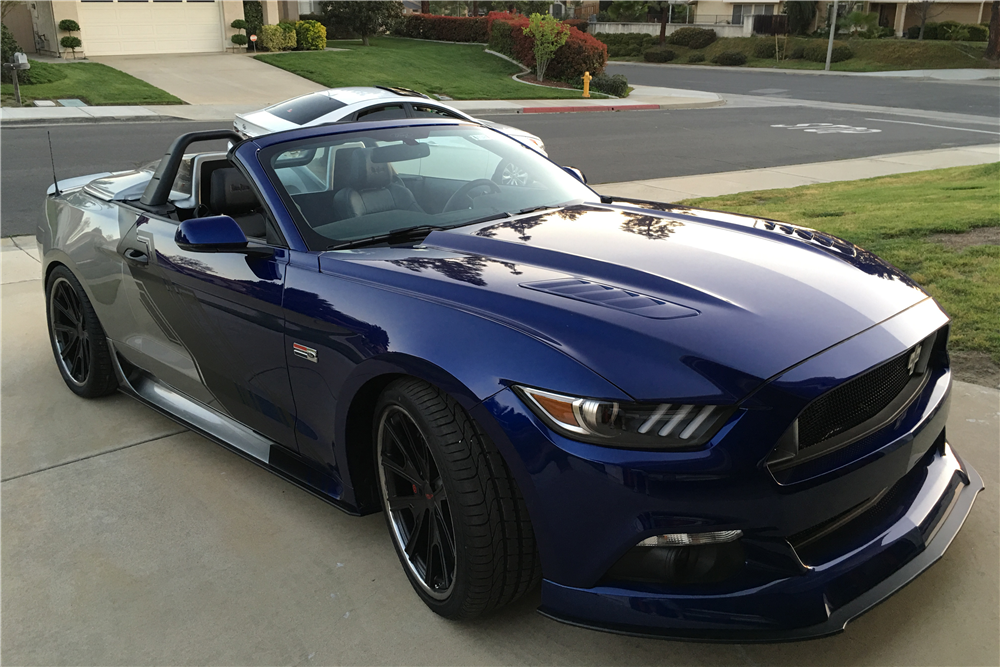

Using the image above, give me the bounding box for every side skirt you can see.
[108,339,360,516]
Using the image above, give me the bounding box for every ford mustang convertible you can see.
[39,119,982,641]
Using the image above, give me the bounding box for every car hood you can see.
[322,204,929,403]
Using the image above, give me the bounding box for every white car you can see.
[235,86,546,156]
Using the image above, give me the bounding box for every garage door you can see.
[78,0,224,56]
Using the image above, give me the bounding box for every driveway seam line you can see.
[0,429,188,483]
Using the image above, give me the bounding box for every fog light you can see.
[637,530,742,547]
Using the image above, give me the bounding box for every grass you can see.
[256,37,606,99]
[0,60,181,106]
[611,36,996,71]
[678,163,1000,364]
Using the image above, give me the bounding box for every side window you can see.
[410,104,462,120]
[356,104,407,121]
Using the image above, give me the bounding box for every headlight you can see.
[514,386,733,450]
[522,136,545,152]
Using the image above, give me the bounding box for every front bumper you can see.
[537,443,981,642]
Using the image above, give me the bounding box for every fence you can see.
[591,21,754,38]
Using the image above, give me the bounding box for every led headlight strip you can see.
[515,386,732,450]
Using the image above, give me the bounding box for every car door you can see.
[116,199,298,450]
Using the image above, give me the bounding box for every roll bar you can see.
[139,129,244,210]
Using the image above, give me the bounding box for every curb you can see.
[522,103,660,114]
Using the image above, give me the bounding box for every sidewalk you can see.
[596,143,1000,201]
[612,62,1000,81]
[0,84,721,125]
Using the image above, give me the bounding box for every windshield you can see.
[262,124,596,250]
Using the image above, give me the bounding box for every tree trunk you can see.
[472,1,479,17]
[362,33,370,46]
[421,1,430,13]
[659,12,667,44]
[987,1,1000,60]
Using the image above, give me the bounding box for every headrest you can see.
[349,148,392,191]
[332,146,360,191]
[210,168,258,216]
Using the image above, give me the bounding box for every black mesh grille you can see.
[798,353,913,449]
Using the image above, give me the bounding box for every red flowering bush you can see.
[488,15,606,81]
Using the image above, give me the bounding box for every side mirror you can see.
[175,216,249,252]
[563,166,587,184]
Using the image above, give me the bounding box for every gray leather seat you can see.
[209,168,267,239]
[333,148,423,219]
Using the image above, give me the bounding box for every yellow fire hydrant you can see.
[582,71,591,98]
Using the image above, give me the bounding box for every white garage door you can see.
[78,0,224,56]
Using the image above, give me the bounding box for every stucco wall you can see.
[591,21,753,38]
[3,2,36,54]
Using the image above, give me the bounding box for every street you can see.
[3,71,999,236]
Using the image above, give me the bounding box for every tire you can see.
[45,265,118,398]
[374,378,541,619]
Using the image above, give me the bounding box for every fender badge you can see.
[292,343,317,363]
[907,343,922,375]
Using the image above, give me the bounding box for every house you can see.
[8,0,308,59]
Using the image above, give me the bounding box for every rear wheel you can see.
[375,378,541,619]
[46,265,118,398]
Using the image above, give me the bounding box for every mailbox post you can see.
[2,53,31,107]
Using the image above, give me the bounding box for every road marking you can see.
[771,123,881,134]
[749,88,790,95]
[863,118,1000,135]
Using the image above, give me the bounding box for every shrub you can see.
[295,19,326,50]
[395,14,489,42]
[802,42,853,63]
[643,47,675,62]
[666,27,716,49]
[788,45,805,59]
[231,19,248,31]
[712,51,747,66]
[905,24,920,39]
[687,53,705,63]
[594,32,655,57]
[231,33,249,46]
[1,24,20,83]
[753,41,776,58]
[966,23,989,41]
[563,18,588,33]
[244,0,264,38]
[58,19,80,33]
[524,14,569,81]
[259,23,296,51]
[933,20,959,39]
[490,16,606,81]
[588,72,628,97]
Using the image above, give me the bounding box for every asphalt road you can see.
[4,101,998,237]
[608,63,1000,117]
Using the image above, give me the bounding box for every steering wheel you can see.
[443,179,502,213]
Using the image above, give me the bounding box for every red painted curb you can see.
[521,104,660,114]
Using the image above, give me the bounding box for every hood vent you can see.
[521,279,698,320]
[761,221,856,257]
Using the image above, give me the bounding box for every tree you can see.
[783,1,816,35]
[838,10,877,36]
[606,1,646,22]
[514,1,551,15]
[421,1,430,12]
[321,1,403,46]
[913,1,944,39]
[645,2,675,45]
[522,12,568,81]
[987,1,1000,60]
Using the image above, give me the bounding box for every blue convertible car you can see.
[40,119,982,640]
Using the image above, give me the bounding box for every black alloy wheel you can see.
[46,266,118,398]
[374,378,541,619]
[378,405,457,600]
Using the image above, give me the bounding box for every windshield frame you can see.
[256,120,599,252]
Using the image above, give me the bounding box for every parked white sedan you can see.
[234,86,547,156]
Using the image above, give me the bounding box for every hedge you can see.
[712,51,747,66]
[688,53,705,63]
[295,19,326,50]
[802,42,853,63]
[591,73,627,96]
[260,23,296,51]
[665,27,716,49]
[594,32,657,57]
[643,47,675,62]
[488,14,607,81]
[906,21,989,41]
[394,14,489,42]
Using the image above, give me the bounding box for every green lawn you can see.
[679,164,1000,370]
[612,37,996,71]
[256,37,605,99]
[0,60,181,106]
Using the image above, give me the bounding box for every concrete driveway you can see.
[1,236,998,666]
[92,52,326,106]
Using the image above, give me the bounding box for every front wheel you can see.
[46,265,118,398]
[375,378,541,619]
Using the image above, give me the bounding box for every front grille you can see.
[798,352,913,449]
